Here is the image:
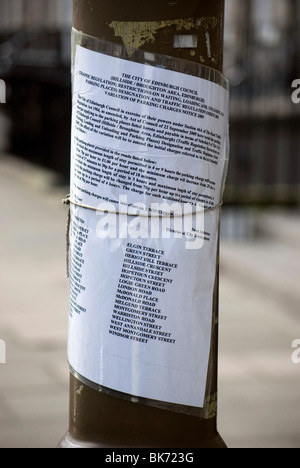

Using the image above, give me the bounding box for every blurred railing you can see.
[224,0,300,206]
[0,0,72,180]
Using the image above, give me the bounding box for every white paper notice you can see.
[68,45,229,408]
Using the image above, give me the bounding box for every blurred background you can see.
[0,0,299,448]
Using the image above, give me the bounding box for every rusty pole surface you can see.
[60,0,226,449]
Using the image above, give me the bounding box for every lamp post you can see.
[60,0,227,449]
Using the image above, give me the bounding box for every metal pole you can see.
[60,0,226,449]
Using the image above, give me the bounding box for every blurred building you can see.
[224,0,300,205]
[0,0,300,201]
[0,0,72,180]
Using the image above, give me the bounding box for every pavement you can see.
[0,154,69,448]
[0,153,300,448]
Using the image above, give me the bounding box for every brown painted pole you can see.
[60,0,226,449]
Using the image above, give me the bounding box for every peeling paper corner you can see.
[108,17,218,57]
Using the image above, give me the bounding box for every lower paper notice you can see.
[68,45,229,408]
